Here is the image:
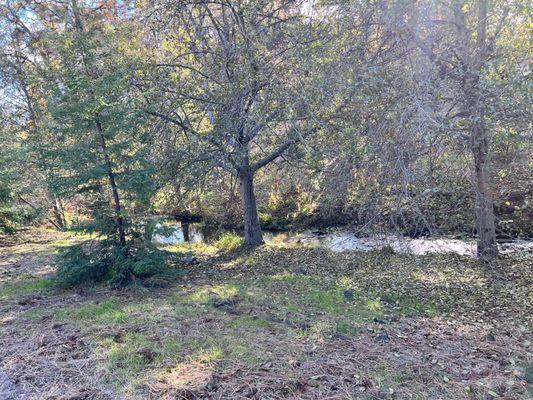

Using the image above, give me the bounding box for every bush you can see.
[57,240,183,288]
[56,244,112,286]
[214,232,244,251]
[0,208,39,234]
[0,211,18,234]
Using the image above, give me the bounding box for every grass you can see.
[213,232,244,251]
[163,241,219,255]
[1,231,532,399]
[55,298,129,324]
[101,332,185,391]
[186,283,241,304]
[0,276,55,300]
[162,232,244,255]
[106,332,152,377]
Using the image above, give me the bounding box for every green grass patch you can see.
[0,277,55,300]
[102,332,185,390]
[162,232,244,255]
[3,241,530,399]
[335,321,361,336]
[187,283,242,304]
[107,332,151,374]
[253,273,383,321]
[213,232,244,251]
[379,292,439,316]
[195,346,224,363]
[162,242,219,255]
[51,238,77,248]
[55,298,128,324]
[231,315,271,330]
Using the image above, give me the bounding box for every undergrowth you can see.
[56,240,184,288]
[3,232,531,399]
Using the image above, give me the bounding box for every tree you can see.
[405,0,523,258]
[0,2,69,230]
[144,0,332,245]
[36,0,154,244]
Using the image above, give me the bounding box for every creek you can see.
[152,222,533,256]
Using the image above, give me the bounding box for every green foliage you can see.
[0,123,34,233]
[56,244,113,286]
[257,186,320,230]
[1,0,531,250]
[0,209,28,234]
[56,241,182,288]
[0,201,52,235]
[213,232,244,251]
[36,13,155,244]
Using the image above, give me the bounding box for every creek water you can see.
[152,222,205,244]
[152,222,533,256]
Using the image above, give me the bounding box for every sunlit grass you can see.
[55,298,128,324]
[162,232,244,254]
[6,238,529,399]
[0,277,55,300]
[101,332,184,391]
[187,283,241,304]
[196,346,224,363]
[213,232,244,251]
[162,242,219,255]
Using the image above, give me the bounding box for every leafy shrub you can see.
[0,210,18,234]
[57,240,183,288]
[259,186,318,230]
[57,243,114,287]
[214,232,244,251]
[0,208,39,234]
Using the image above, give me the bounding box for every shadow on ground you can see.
[0,230,531,399]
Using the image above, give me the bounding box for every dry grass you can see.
[0,229,531,399]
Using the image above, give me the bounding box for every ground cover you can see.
[0,230,531,399]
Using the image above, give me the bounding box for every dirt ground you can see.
[0,229,531,399]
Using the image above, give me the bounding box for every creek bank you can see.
[152,221,533,256]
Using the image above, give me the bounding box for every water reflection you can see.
[266,231,533,255]
[153,223,533,256]
[152,222,204,244]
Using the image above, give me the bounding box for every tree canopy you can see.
[0,0,531,257]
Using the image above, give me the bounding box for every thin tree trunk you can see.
[95,117,126,247]
[58,198,68,228]
[182,221,190,242]
[52,196,66,230]
[471,109,498,258]
[18,195,63,231]
[69,0,125,246]
[466,83,498,259]
[238,168,264,246]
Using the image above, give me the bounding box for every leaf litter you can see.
[0,230,531,399]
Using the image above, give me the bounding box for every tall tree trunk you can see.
[95,117,126,247]
[469,0,498,259]
[238,168,264,246]
[471,108,498,258]
[465,79,498,259]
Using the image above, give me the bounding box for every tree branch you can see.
[250,127,317,173]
